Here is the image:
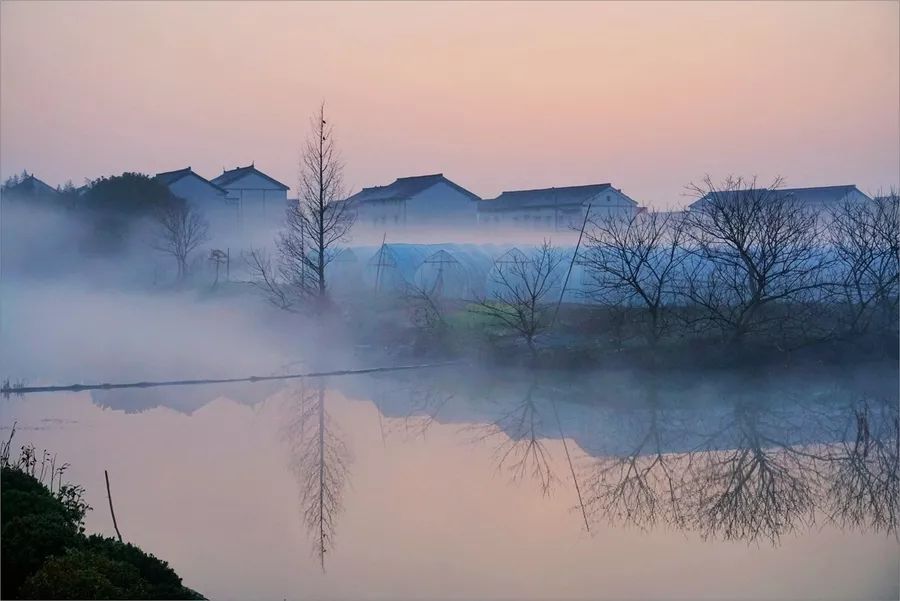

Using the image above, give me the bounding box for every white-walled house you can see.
[342,173,480,228]
[155,167,240,242]
[477,183,639,230]
[688,184,872,215]
[209,163,290,224]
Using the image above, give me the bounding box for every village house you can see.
[1,173,62,203]
[209,163,290,223]
[155,167,231,209]
[477,183,639,230]
[341,173,481,228]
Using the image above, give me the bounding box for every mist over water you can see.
[2,183,899,598]
[1,2,899,586]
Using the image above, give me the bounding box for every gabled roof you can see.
[345,173,480,204]
[689,184,867,210]
[210,164,289,191]
[155,167,229,194]
[4,174,59,198]
[479,183,633,212]
[782,185,867,204]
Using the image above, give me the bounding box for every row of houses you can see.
[337,173,876,231]
[338,173,641,230]
[5,165,878,235]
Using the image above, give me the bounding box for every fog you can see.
[1,184,898,600]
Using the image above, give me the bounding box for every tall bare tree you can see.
[582,210,688,345]
[152,199,209,282]
[473,242,564,357]
[682,176,829,345]
[828,191,899,336]
[248,103,354,310]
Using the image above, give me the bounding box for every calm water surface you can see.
[1,367,898,600]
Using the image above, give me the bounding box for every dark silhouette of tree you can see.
[473,242,563,357]
[471,381,558,495]
[825,398,899,536]
[151,200,209,282]
[828,191,900,337]
[683,176,830,345]
[681,399,819,544]
[583,382,688,531]
[248,103,354,312]
[582,210,688,345]
[79,172,176,254]
[282,380,350,571]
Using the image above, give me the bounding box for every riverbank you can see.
[0,432,203,600]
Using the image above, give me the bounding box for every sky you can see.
[1,1,897,207]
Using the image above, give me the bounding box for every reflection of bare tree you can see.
[683,402,819,544]
[397,381,454,441]
[583,402,689,531]
[283,380,351,571]
[472,382,557,495]
[825,399,899,536]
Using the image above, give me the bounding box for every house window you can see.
[606,194,611,202]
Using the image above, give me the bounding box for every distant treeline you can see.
[3,172,210,284]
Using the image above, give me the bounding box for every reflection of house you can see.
[688,184,872,214]
[155,167,231,209]
[477,183,639,230]
[210,163,290,223]
[343,173,480,228]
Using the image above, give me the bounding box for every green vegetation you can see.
[1,431,203,600]
[78,172,178,254]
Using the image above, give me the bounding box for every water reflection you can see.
[2,365,897,598]
[70,365,900,566]
[282,380,350,571]
[333,368,899,547]
[826,399,899,535]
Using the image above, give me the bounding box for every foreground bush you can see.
[1,438,203,600]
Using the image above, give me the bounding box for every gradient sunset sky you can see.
[1,1,897,206]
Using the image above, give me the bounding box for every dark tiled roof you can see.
[782,185,863,204]
[345,174,480,204]
[6,174,59,197]
[478,183,629,212]
[210,164,289,191]
[690,185,865,209]
[154,167,229,194]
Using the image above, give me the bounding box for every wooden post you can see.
[105,470,123,542]
[374,233,387,296]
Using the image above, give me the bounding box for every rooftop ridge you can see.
[497,182,611,196]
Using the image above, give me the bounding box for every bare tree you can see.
[824,398,899,536]
[152,199,209,282]
[681,400,819,544]
[472,242,564,357]
[282,380,351,571]
[682,176,829,345]
[582,210,688,345]
[584,404,689,531]
[248,103,354,311]
[828,191,899,336]
[469,381,558,495]
[244,247,295,311]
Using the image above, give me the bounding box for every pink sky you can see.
[1,1,897,207]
